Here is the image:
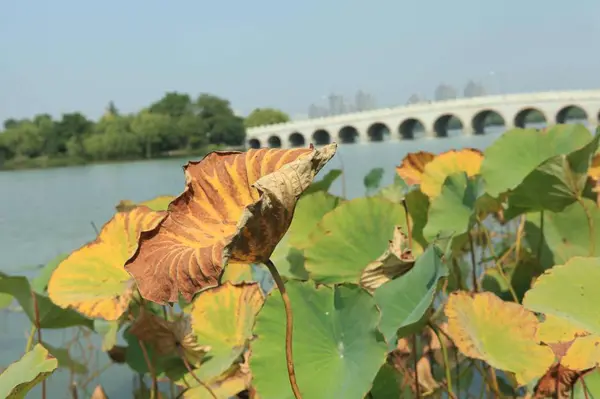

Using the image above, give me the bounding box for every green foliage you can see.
[244,107,290,128]
[0,91,253,170]
[374,245,447,346]
[363,167,385,194]
[0,344,58,398]
[251,282,387,399]
[6,124,600,398]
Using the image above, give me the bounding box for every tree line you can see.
[0,92,290,170]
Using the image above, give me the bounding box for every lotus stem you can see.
[428,323,454,398]
[31,288,46,399]
[177,346,216,399]
[536,210,545,263]
[477,221,519,303]
[412,334,420,398]
[577,196,595,256]
[402,199,413,250]
[468,232,478,292]
[264,259,303,399]
[137,339,159,397]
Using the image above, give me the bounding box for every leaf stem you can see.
[412,334,420,398]
[402,199,413,251]
[264,259,302,399]
[428,323,454,398]
[31,288,45,399]
[577,196,596,256]
[536,210,545,264]
[477,220,519,303]
[137,339,158,397]
[515,215,526,260]
[468,232,478,292]
[177,346,217,399]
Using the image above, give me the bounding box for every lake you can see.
[0,130,506,398]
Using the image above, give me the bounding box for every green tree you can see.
[131,110,172,158]
[85,113,141,160]
[1,121,44,158]
[3,119,19,129]
[196,94,246,146]
[177,113,208,149]
[106,101,119,116]
[244,108,290,128]
[55,112,94,156]
[149,92,192,119]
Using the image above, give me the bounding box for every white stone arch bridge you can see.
[245,90,600,149]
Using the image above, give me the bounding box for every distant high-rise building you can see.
[463,80,486,98]
[355,90,376,111]
[328,94,347,115]
[435,84,458,101]
[308,104,329,118]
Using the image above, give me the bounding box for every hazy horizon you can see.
[1,0,599,122]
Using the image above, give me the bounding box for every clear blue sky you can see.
[1,0,599,122]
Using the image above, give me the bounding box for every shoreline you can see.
[0,145,245,173]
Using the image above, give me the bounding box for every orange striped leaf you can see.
[48,207,166,320]
[396,151,435,186]
[126,144,337,304]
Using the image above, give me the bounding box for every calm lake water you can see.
[0,129,510,398]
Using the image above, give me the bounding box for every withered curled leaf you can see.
[359,226,415,293]
[126,144,337,304]
[129,310,209,365]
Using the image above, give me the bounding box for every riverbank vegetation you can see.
[0,93,291,171]
[2,123,600,398]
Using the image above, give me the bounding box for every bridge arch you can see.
[289,132,306,147]
[514,107,547,129]
[398,118,425,140]
[555,105,588,124]
[267,136,282,148]
[339,126,359,144]
[248,138,261,149]
[313,129,331,145]
[471,109,506,134]
[367,122,391,142]
[433,114,463,138]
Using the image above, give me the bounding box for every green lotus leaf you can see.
[303,168,342,195]
[523,256,600,335]
[481,256,543,303]
[190,282,264,380]
[376,175,409,203]
[304,197,411,284]
[175,364,249,399]
[374,245,448,346]
[423,172,483,243]
[30,254,69,294]
[0,275,92,329]
[369,364,409,398]
[445,291,554,386]
[250,281,387,399]
[508,130,600,212]
[572,369,600,398]
[364,167,385,194]
[0,272,12,311]
[287,190,342,249]
[267,234,308,281]
[525,199,600,270]
[41,342,87,374]
[481,124,593,198]
[94,319,120,351]
[0,343,58,398]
